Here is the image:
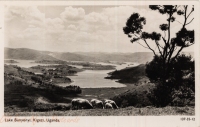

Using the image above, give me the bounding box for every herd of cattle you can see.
[71,98,118,110]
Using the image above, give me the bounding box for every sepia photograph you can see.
[0,1,199,127]
[4,4,196,116]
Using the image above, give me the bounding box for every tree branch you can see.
[165,7,174,60]
[183,5,188,28]
[186,18,194,25]
[186,8,194,19]
[136,42,149,49]
[162,37,167,45]
[176,20,183,25]
[155,41,163,56]
[134,33,140,38]
[158,43,164,49]
[167,43,176,63]
[174,46,184,59]
[143,39,156,55]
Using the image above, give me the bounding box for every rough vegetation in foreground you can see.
[5,106,194,116]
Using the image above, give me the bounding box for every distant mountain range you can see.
[4,48,58,61]
[4,47,194,63]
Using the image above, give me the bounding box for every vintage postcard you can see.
[0,1,199,127]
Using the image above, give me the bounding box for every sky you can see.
[4,5,194,53]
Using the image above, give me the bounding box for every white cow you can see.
[105,103,113,109]
[90,99,104,109]
[104,99,119,109]
[71,98,93,110]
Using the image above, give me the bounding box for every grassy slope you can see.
[4,65,83,112]
[5,106,194,116]
[4,83,72,111]
[112,83,155,108]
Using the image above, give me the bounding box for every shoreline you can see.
[64,83,137,101]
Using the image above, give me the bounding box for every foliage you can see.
[146,54,194,107]
[112,82,155,108]
[31,76,42,83]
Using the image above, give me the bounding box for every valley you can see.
[4,47,194,115]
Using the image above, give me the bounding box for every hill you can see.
[4,64,83,112]
[47,52,154,63]
[4,47,194,63]
[4,47,58,61]
[4,47,155,63]
[73,52,154,63]
[51,52,101,62]
[106,64,147,83]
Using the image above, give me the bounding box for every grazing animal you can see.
[104,99,119,109]
[90,99,104,109]
[105,103,113,109]
[71,98,93,110]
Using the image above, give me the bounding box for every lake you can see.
[4,59,138,88]
[4,59,59,68]
[58,70,126,88]
[58,62,139,88]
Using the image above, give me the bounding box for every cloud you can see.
[76,32,103,42]
[84,12,109,25]
[67,24,78,30]
[5,6,45,27]
[13,26,45,42]
[45,18,64,34]
[5,5,194,53]
[60,6,85,22]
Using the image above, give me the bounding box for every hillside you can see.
[106,64,147,83]
[4,47,194,63]
[107,63,194,108]
[4,64,83,112]
[48,52,154,63]
[4,47,58,61]
[4,47,154,63]
[72,52,154,63]
[51,52,101,62]
[112,83,155,107]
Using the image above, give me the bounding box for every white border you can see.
[0,1,199,127]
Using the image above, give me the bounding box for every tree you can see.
[123,5,194,81]
[124,5,194,58]
[123,5,195,107]
[146,54,194,106]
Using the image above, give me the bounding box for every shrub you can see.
[146,54,194,107]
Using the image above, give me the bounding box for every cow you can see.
[105,103,113,109]
[71,98,93,110]
[104,99,119,109]
[90,99,104,109]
